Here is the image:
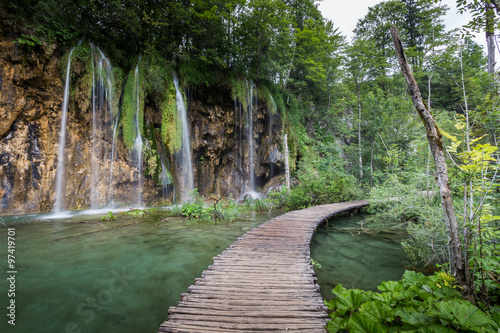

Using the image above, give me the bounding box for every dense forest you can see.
[2,0,500,331]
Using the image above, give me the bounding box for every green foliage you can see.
[170,204,183,216]
[284,143,361,211]
[161,80,182,155]
[253,198,270,212]
[120,208,158,218]
[179,190,243,224]
[326,270,499,333]
[230,77,250,110]
[13,33,42,47]
[440,117,500,305]
[101,211,117,221]
[311,258,322,269]
[366,173,449,267]
[266,186,289,209]
[120,62,144,150]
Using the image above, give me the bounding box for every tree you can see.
[391,25,472,297]
[457,0,500,75]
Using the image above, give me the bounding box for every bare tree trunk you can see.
[486,1,496,75]
[355,78,363,180]
[390,25,471,296]
[370,140,374,188]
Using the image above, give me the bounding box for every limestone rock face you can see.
[187,84,284,200]
[0,23,285,215]
[0,20,63,214]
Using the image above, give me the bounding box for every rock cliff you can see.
[0,23,285,215]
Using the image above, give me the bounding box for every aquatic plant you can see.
[310,258,322,269]
[101,211,116,221]
[253,198,270,211]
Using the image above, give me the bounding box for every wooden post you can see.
[390,25,471,296]
[284,134,290,193]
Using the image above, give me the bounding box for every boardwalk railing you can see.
[159,200,368,332]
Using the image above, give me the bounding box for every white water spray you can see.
[134,59,143,207]
[173,71,194,202]
[54,47,75,213]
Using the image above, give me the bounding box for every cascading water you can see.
[158,142,173,200]
[269,94,276,179]
[234,97,243,189]
[134,58,143,207]
[107,101,121,207]
[90,46,114,209]
[173,71,194,202]
[54,47,75,213]
[246,80,256,193]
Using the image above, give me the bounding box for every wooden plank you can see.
[158,200,368,332]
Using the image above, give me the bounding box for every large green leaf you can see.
[372,292,397,306]
[431,300,496,331]
[326,316,347,333]
[333,285,372,314]
[378,280,403,292]
[348,312,388,333]
[360,300,395,323]
[418,323,458,333]
[395,306,435,327]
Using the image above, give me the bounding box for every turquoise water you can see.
[310,213,407,301]
[0,210,278,333]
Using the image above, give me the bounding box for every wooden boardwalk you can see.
[158,200,368,332]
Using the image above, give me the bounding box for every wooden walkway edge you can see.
[158,200,369,332]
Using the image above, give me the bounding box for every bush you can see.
[365,173,448,268]
[284,154,360,211]
[178,190,244,223]
[326,270,500,332]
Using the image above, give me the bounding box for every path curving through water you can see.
[158,200,368,332]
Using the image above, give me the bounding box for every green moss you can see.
[161,82,182,154]
[120,62,144,150]
[110,67,125,118]
[257,84,277,115]
[230,77,249,110]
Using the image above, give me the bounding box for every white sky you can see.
[317,0,486,49]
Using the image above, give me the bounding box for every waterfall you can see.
[159,143,173,199]
[134,59,143,207]
[54,47,75,213]
[107,108,120,207]
[90,44,98,208]
[90,46,114,209]
[246,80,256,192]
[269,94,276,179]
[173,71,194,202]
[234,97,243,189]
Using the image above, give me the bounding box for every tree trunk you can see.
[355,78,363,180]
[390,25,471,296]
[486,1,496,75]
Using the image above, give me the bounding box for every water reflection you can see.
[311,213,407,301]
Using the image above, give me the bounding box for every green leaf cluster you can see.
[120,64,145,150]
[177,190,243,224]
[283,143,361,211]
[326,270,499,332]
[101,211,117,221]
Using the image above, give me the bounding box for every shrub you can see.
[284,154,360,211]
[365,174,449,268]
[326,270,499,332]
